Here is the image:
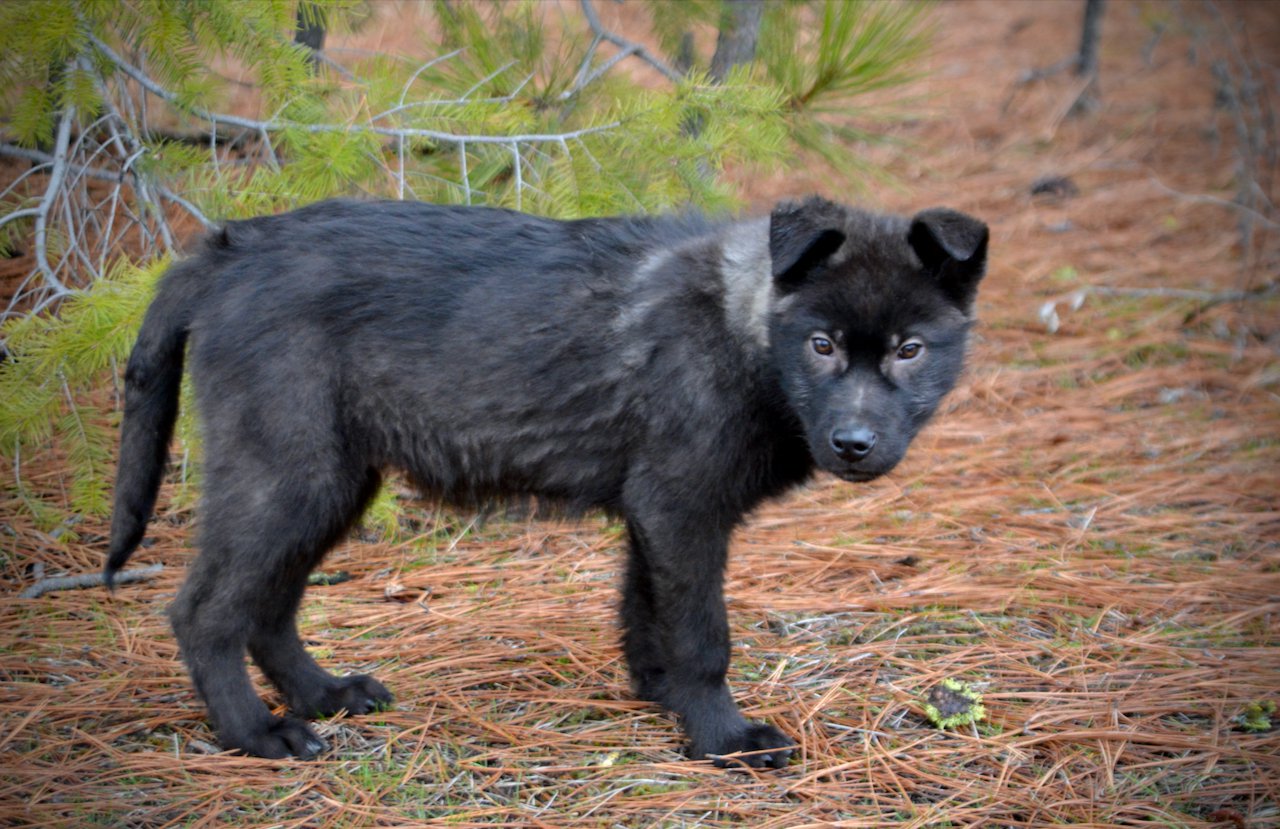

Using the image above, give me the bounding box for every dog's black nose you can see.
[831,427,877,460]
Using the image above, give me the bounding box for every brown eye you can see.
[897,341,923,360]
[812,336,834,356]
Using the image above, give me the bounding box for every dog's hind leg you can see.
[246,468,392,721]
[170,454,386,759]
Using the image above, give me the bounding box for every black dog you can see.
[107,197,987,768]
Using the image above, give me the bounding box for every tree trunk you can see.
[709,0,764,83]
[1074,0,1104,77]
[294,2,326,69]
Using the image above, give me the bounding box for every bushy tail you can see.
[105,263,198,588]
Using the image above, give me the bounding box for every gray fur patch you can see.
[718,217,773,350]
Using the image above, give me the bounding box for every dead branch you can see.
[577,0,682,84]
[0,143,214,231]
[31,100,77,299]
[1149,175,1280,231]
[19,563,163,599]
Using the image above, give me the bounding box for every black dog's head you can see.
[767,197,988,482]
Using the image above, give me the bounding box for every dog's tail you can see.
[105,259,201,589]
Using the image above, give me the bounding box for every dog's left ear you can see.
[908,208,988,313]
[769,199,847,293]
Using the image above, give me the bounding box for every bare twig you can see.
[20,563,163,599]
[153,185,214,230]
[561,39,637,101]
[396,48,464,110]
[1039,282,1277,332]
[458,140,471,204]
[1087,284,1276,303]
[1149,175,1280,231]
[577,0,682,83]
[32,101,77,299]
[0,144,212,229]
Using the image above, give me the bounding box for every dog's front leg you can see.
[621,509,792,769]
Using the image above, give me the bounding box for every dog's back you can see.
[181,201,740,511]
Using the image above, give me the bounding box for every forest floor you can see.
[2,1,1278,827]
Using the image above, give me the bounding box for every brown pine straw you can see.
[2,1,1278,826]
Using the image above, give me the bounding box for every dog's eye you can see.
[811,336,835,356]
[896,341,923,361]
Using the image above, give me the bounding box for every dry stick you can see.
[577,0,682,83]
[1088,284,1277,302]
[0,144,214,230]
[19,563,163,599]
[1149,174,1280,231]
[32,100,77,299]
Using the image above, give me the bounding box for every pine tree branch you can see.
[577,0,682,83]
[86,32,623,147]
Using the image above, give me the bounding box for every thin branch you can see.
[1088,284,1276,302]
[0,143,214,230]
[511,142,523,210]
[87,32,623,147]
[0,144,118,183]
[1041,281,1278,332]
[0,207,43,233]
[560,42,639,101]
[154,185,214,230]
[577,0,682,83]
[1149,175,1280,230]
[88,58,176,252]
[566,34,604,97]
[20,563,164,599]
[32,102,77,298]
[459,60,518,100]
[396,135,406,200]
[459,141,471,204]
[372,70,534,123]
[310,49,357,82]
[396,48,464,109]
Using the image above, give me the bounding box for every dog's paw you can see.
[695,723,795,770]
[227,717,327,760]
[306,674,394,718]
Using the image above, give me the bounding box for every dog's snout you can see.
[831,426,877,460]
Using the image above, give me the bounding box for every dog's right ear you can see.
[769,199,847,292]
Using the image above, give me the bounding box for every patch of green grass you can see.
[1124,341,1190,369]
[1050,265,1079,284]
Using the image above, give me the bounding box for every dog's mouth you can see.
[830,467,883,484]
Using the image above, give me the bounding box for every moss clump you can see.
[923,679,986,729]
[1235,700,1275,732]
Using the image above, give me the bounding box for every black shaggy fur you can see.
[107,197,988,768]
